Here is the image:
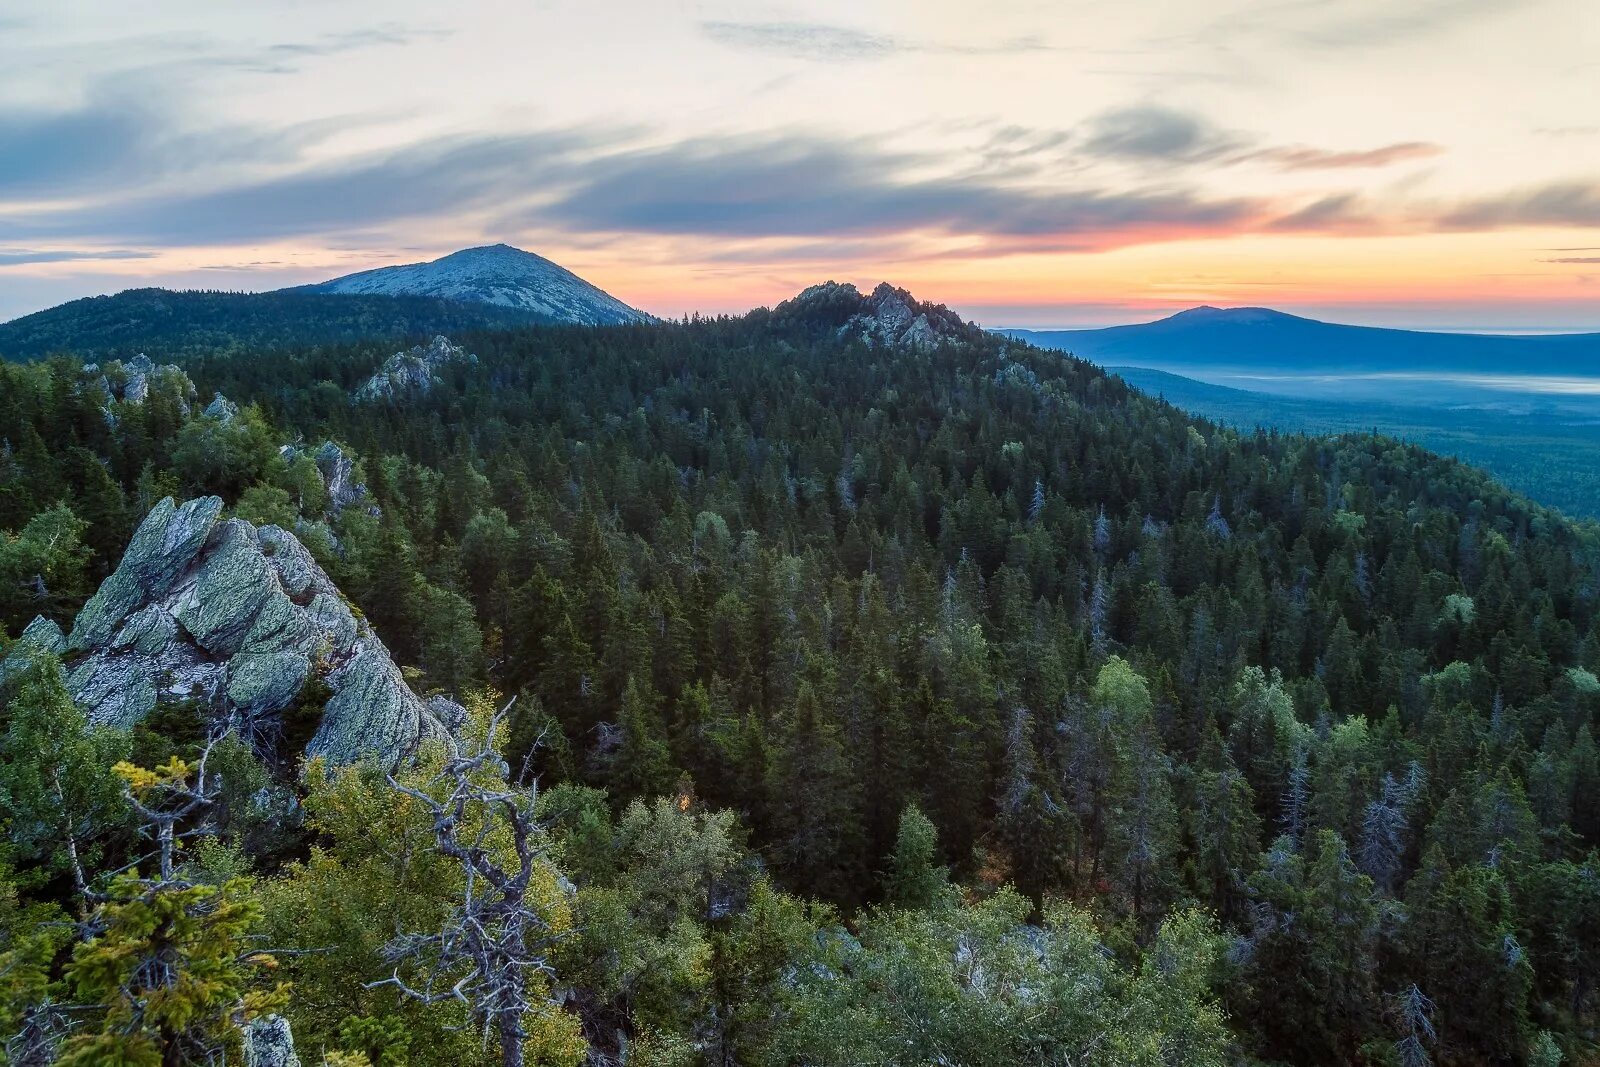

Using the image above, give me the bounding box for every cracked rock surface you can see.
[13,495,446,765]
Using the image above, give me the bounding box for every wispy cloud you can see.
[700,20,1054,62]
[0,79,363,197]
[1225,0,1522,49]
[1081,106,1247,163]
[1440,182,1600,229]
[1246,141,1442,170]
[0,248,155,267]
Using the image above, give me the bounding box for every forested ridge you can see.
[0,287,551,362]
[0,283,1597,1065]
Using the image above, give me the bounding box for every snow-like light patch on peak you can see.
[304,245,651,327]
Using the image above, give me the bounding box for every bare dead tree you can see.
[370,700,571,1067]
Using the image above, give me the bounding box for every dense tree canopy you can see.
[1,290,1597,1063]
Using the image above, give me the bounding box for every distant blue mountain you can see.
[1006,307,1600,376]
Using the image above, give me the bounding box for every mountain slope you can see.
[294,243,651,326]
[1007,306,1600,375]
[0,287,549,361]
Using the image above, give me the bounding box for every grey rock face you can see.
[0,616,65,685]
[781,281,969,350]
[354,335,477,402]
[52,497,443,765]
[244,1014,301,1067]
[845,283,966,350]
[83,354,197,423]
[279,440,377,520]
[203,392,240,424]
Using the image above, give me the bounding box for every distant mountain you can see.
[293,244,651,326]
[0,288,549,362]
[1006,306,1600,376]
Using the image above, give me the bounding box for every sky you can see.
[2,0,1598,329]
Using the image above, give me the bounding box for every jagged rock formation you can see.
[279,439,378,519]
[203,391,240,424]
[780,282,971,350]
[353,335,477,402]
[8,496,448,765]
[81,354,196,425]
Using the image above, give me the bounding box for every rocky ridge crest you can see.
[782,281,972,350]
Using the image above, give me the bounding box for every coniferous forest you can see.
[1,286,1597,1066]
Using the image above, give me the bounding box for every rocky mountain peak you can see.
[5,496,452,766]
[778,281,972,350]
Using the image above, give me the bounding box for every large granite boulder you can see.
[23,496,447,765]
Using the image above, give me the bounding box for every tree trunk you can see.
[498,1011,525,1067]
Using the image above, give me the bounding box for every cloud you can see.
[1227,0,1519,49]
[1081,106,1246,163]
[1545,257,1600,264]
[521,133,1261,247]
[699,19,1052,62]
[0,248,155,266]
[1440,182,1600,229]
[3,122,1265,255]
[265,24,452,59]
[700,21,899,61]
[1247,141,1443,170]
[0,81,359,197]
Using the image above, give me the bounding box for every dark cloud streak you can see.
[0,249,155,266]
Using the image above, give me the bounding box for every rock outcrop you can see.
[8,496,447,765]
[203,391,240,424]
[779,282,971,350]
[82,354,197,425]
[353,335,476,402]
[279,440,378,519]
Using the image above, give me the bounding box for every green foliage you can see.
[881,803,953,910]
[56,871,283,1066]
[0,504,91,629]
[0,654,127,898]
[6,295,1600,1059]
[772,889,1229,1066]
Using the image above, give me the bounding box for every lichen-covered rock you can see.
[227,652,312,717]
[119,496,224,601]
[109,604,178,654]
[278,440,378,520]
[354,335,476,402]
[56,497,444,765]
[203,391,240,424]
[244,1014,301,1067]
[170,520,277,655]
[81,354,197,423]
[318,646,446,766]
[0,615,65,684]
[66,654,159,729]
